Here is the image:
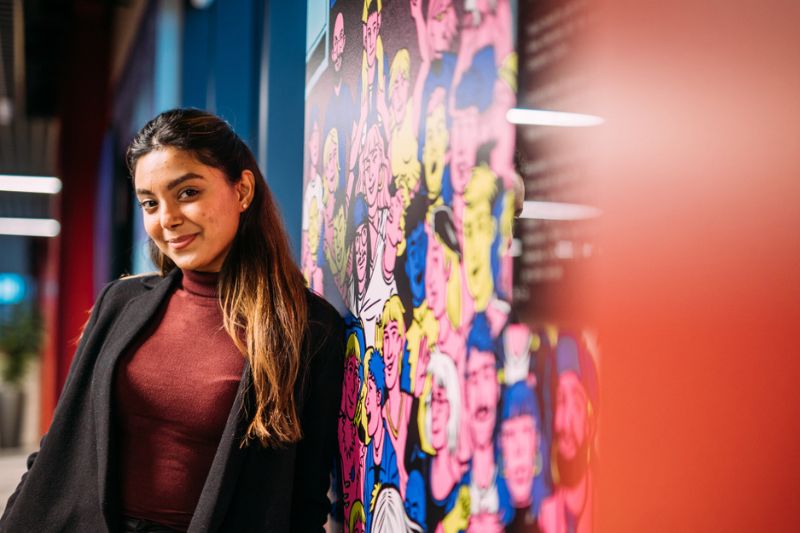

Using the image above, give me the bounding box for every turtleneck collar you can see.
[180,269,219,299]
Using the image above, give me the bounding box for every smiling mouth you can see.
[167,234,197,250]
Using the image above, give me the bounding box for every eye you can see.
[138,199,157,211]
[178,187,200,200]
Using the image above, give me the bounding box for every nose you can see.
[159,201,183,229]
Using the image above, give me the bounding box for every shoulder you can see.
[306,289,344,335]
[304,289,347,366]
[93,271,174,317]
[103,272,166,302]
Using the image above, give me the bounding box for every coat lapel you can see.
[92,269,180,529]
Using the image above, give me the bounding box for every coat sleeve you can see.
[0,281,115,524]
[289,307,345,532]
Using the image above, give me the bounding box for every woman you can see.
[0,109,345,532]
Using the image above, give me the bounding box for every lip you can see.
[167,234,197,250]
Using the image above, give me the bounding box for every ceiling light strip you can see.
[0,218,61,237]
[0,175,63,194]
[506,108,604,127]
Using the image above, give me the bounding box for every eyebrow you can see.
[135,173,205,195]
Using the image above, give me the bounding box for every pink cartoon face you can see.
[425,230,448,320]
[385,190,405,247]
[363,10,381,68]
[554,372,589,461]
[343,353,361,420]
[426,0,457,56]
[450,108,480,195]
[366,372,382,437]
[382,320,404,390]
[363,125,387,211]
[332,12,346,72]
[355,224,369,296]
[324,133,339,197]
[500,414,538,507]
[466,349,498,447]
[429,379,450,451]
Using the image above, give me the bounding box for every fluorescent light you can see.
[519,201,602,221]
[0,175,63,194]
[506,108,604,127]
[0,218,61,237]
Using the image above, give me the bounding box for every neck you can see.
[372,420,385,461]
[383,242,397,277]
[564,470,591,520]
[472,442,494,487]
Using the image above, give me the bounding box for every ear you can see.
[237,170,256,211]
[363,22,368,48]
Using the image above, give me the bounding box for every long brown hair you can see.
[126,108,308,447]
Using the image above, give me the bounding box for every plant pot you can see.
[0,385,24,448]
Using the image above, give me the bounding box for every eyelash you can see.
[138,188,200,211]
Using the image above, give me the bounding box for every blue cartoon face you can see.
[405,223,428,307]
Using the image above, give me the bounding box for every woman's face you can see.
[134,147,248,272]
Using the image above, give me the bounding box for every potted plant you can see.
[0,305,42,448]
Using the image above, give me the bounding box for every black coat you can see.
[0,269,345,532]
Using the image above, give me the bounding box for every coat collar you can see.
[91,269,251,532]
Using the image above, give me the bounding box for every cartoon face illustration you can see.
[450,108,480,195]
[501,413,538,507]
[500,381,543,508]
[365,349,386,439]
[426,0,457,57]
[466,348,498,447]
[307,198,321,257]
[343,340,362,420]
[554,372,589,462]
[363,125,387,211]
[331,205,348,281]
[422,91,448,200]
[366,371,382,437]
[425,229,448,320]
[405,223,428,306]
[363,5,381,68]
[389,50,411,122]
[385,189,406,249]
[429,378,450,451]
[323,128,340,199]
[355,223,369,296]
[463,167,497,311]
[382,319,404,390]
[424,352,460,453]
[332,12,346,72]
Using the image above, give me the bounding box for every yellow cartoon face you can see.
[308,198,321,257]
[423,100,448,200]
[463,196,496,311]
[330,206,348,283]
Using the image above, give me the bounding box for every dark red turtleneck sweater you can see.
[114,270,244,531]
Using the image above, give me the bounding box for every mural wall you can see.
[302,1,598,531]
